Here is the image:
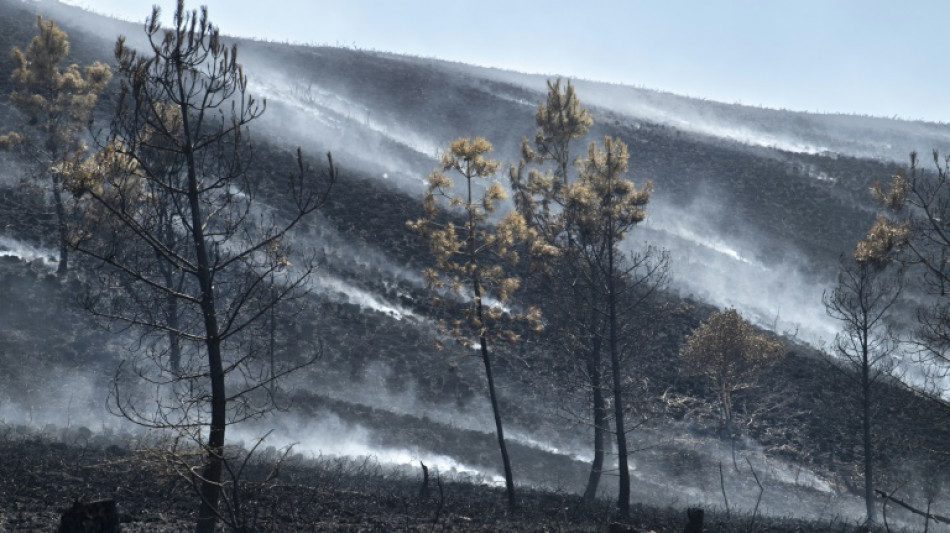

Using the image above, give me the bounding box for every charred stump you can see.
[58,499,120,533]
[683,507,704,533]
[418,461,430,498]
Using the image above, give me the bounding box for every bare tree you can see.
[859,152,950,400]
[67,3,334,531]
[824,255,901,526]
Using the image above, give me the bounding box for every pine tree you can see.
[66,4,333,531]
[510,79,613,499]
[519,78,592,186]
[513,81,668,511]
[409,137,539,512]
[0,16,111,273]
[824,254,901,527]
[567,135,661,517]
[69,102,188,375]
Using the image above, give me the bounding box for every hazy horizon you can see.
[48,0,950,124]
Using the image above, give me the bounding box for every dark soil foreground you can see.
[0,431,901,533]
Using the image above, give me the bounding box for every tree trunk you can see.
[162,214,182,375]
[610,300,630,517]
[167,300,182,375]
[684,507,704,533]
[51,171,68,274]
[183,143,226,533]
[480,332,517,511]
[720,382,733,434]
[862,337,874,525]
[607,228,630,518]
[584,335,608,500]
[467,170,515,512]
[196,335,226,533]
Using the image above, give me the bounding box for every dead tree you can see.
[68,3,333,532]
[824,255,902,526]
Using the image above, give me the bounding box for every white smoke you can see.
[230,412,506,485]
[0,236,57,269]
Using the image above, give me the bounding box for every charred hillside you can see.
[0,0,908,270]
[1,1,950,531]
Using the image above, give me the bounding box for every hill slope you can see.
[1,1,949,529]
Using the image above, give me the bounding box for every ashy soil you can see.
[0,428,906,532]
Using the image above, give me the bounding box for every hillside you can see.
[1,1,950,531]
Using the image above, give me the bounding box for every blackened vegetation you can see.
[0,0,948,530]
[58,498,119,533]
[0,0,905,275]
[0,433,910,532]
[684,507,705,533]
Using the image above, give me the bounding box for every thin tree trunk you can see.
[164,258,182,376]
[182,142,226,533]
[862,336,874,525]
[480,332,516,511]
[167,298,182,375]
[269,304,277,389]
[162,215,182,375]
[610,300,630,517]
[607,224,630,518]
[467,171,515,512]
[584,335,607,500]
[51,171,68,274]
[721,383,733,434]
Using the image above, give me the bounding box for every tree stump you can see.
[683,507,704,533]
[418,461,430,497]
[58,499,120,533]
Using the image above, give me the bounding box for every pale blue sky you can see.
[61,0,950,122]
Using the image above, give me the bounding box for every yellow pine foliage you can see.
[409,137,542,348]
[680,308,785,423]
[523,78,592,182]
[870,173,909,212]
[512,78,593,256]
[855,214,909,264]
[5,17,111,156]
[569,136,652,242]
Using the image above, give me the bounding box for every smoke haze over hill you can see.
[2,2,950,530]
